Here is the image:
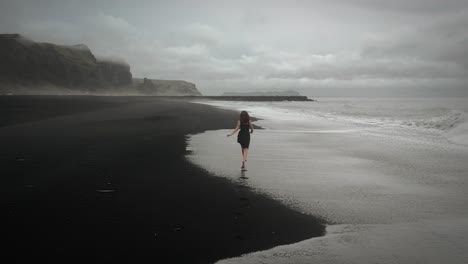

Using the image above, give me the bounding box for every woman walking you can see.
[227,111,254,170]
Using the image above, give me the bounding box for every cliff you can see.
[0,34,203,96]
[97,59,133,87]
[134,78,202,96]
[0,34,132,94]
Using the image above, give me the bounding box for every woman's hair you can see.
[240,111,250,123]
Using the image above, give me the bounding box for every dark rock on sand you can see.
[223,89,302,96]
[196,95,313,101]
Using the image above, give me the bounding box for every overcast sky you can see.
[1,0,467,96]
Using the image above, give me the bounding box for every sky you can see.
[1,0,468,96]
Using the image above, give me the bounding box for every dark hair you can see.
[240,111,250,123]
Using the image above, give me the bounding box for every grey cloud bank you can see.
[1,0,467,96]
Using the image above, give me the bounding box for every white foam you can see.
[447,118,468,145]
[400,110,465,131]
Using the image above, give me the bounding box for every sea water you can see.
[186,97,468,264]
[194,97,468,146]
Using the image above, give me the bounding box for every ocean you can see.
[194,97,468,146]
[187,97,468,263]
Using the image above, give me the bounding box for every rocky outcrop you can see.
[0,34,132,93]
[194,96,313,101]
[135,78,202,96]
[223,90,302,96]
[135,78,157,94]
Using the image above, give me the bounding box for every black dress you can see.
[237,121,250,148]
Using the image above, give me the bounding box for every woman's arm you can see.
[227,120,240,137]
[249,120,254,133]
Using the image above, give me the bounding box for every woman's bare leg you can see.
[242,148,249,162]
[240,146,245,168]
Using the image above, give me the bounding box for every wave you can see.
[400,110,466,132]
[317,108,468,146]
[446,114,468,146]
[193,98,468,146]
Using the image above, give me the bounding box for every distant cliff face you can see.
[0,34,132,93]
[0,34,202,96]
[135,78,202,96]
[97,59,132,87]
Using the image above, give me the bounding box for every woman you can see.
[227,110,254,170]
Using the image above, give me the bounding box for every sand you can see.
[0,96,325,263]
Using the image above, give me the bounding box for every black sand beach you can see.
[1,96,325,263]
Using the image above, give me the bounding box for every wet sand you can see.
[0,96,325,263]
[187,107,468,264]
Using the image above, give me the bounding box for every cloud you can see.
[166,44,210,58]
[184,23,223,46]
[361,11,468,71]
[333,0,468,14]
[3,1,468,95]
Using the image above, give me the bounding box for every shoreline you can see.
[0,94,314,101]
[1,96,325,263]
